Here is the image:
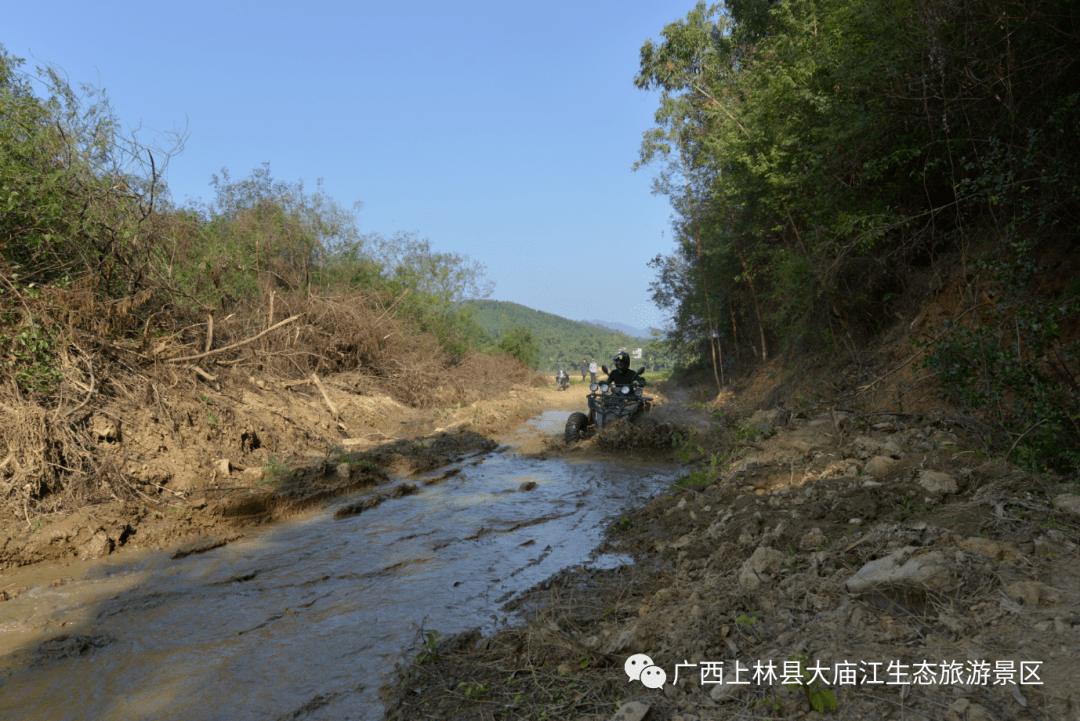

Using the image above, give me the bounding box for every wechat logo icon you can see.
[625,653,666,689]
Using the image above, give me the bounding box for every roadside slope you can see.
[0,362,566,578]
[383,378,1080,721]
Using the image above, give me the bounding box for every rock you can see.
[604,622,643,654]
[90,414,120,442]
[1054,494,1080,517]
[1007,582,1040,607]
[610,701,652,721]
[864,456,898,477]
[213,459,232,477]
[850,436,883,460]
[800,527,825,550]
[1034,535,1061,559]
[242,466,265,484]
[671,532,697,550]
[171,471,201,492]
[1004,581,1066,607]
[81,530,113,559]
[170,533,242,560]
[519,481,537,491]
[881,440,903,458]
[738,546,784,590]
[557,663,573,675]
[335,462,351,481]
[709,670,750,701]
[666,497,689,516]
[918,470,958,495]
[958,536,1021,562]
[747,409,782,429]
[34,509,131,561]
[705,513,733,540]
[388,482,418,498]
[845,547,954,593]
[789,418,839,447]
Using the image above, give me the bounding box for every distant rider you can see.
[604,351,646,387]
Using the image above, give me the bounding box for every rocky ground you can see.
[382,390,1080,721]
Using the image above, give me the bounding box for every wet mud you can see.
[0,384,682,721]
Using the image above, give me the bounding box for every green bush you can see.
[918,236,1080,473]
[494,326,540,368]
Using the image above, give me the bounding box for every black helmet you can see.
[614,351,630,371]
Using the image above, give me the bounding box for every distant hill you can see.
[470,300,651,371]
[579,319,650,339]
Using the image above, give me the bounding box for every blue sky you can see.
[7,1,690,332]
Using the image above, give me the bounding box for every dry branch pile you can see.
[0,281,543,524]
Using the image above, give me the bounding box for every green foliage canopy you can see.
[637,0,1080,462]
[495,326,540,369]
[638,0,1079,356]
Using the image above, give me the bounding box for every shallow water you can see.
[0,426,676,720]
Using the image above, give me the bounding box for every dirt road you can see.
[0,380,681,721]
[4,373,1079,721]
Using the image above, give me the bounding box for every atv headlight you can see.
[620,385,630,395]
[599,383,610,393]
[634,386,643,396]
[590,383,598,391]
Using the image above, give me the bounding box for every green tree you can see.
[369,231,494,307]
[0,46,179,297]
[638,0,1080,364]
[163,164,366,306]
[495,326,540,368]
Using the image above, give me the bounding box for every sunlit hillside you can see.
[471,300,668,372]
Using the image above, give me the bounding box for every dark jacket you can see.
[605,367,645,387]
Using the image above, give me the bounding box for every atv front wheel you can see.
[565,412,589,444]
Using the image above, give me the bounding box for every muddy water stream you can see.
[1,415,677,720]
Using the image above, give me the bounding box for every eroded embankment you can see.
[383,400,1080,721]
[0,378,573,585]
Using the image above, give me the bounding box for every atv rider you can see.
[604,351,646,388]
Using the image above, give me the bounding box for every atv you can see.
[555,367,570,391]
[565,367,652,444]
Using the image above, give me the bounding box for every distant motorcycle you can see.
[555,367,570,391]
